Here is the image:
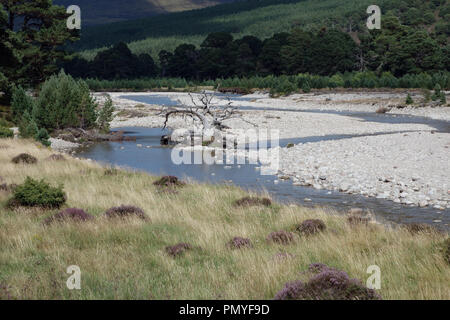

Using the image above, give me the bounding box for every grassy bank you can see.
[0,139,449,299]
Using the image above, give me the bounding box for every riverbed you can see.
[76,91,450,230]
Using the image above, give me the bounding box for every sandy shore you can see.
[91,91,450,210]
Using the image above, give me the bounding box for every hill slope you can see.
[54,0,238,25]
[74,0,449,61]
[74,0,370,57]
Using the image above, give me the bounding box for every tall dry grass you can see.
[0,138,449,299]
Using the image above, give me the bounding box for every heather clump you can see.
[0,183,17,192]
[0,282,14,300]
[404,223,439,234]
[273,280,305,300]
[444,238,450,265]
[166,243,192,257]
[11,153,37,164]
[274,264,381,300]
[347,208,373,226]
[44,208,94,225]
[104,205,148,220]
[234,196,272,207]
[273,252,294,261]
[347,215,372,226]
[47,154,66,161]
[227,237,253,250]
[267,231,295,245]
[308,263,329,273]
[296,219,326,235]
[104,167,119,176]
[153,176,185,188]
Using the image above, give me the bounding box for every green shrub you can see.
[406,94,414,105]
[0,126,13,138]
[35,128,51,147]
[432,84,442,101]
[10,177,66,208]
[301,81,311,93]
[422,89,432,102]
[0,118,12,128]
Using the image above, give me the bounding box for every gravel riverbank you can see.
[90,91,449,210]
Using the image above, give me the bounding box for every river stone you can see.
[418,200,428,207]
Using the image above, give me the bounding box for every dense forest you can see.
[65,13,450,83]
[74,0,450,62]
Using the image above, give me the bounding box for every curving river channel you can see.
[77,93,450,230]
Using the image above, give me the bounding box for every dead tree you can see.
[161,90,255,139]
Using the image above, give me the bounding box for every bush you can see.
[274,264,381,300]
[233,196,272,207]
[11,153,37,164]
[347,215,371,226]
[0,126,13,138]
[301,81,311,93]
[104,205,148,220]
[296,219,326,235]
[227,237,253,250]
[165,243,192,257]
[406,94,414,104]
[432,84,442,101]
[10,177,66,208]
[444,238,450,265]
[404,223,439,234]
[422,89,432,102]
[153,176,185,187]
[47,154,66,161]
[34,128,51,147]
[44,208,94,225]
[267,231,295,245]
[0,118,12,128]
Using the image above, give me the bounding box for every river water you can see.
[77,93,450,230]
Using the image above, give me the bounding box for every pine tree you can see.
[0,0,79,93]
[34,71,98,131]
[0,3,21,103]
[11,86,35,123]
[97,95,115,133]
[19,111,38,139]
